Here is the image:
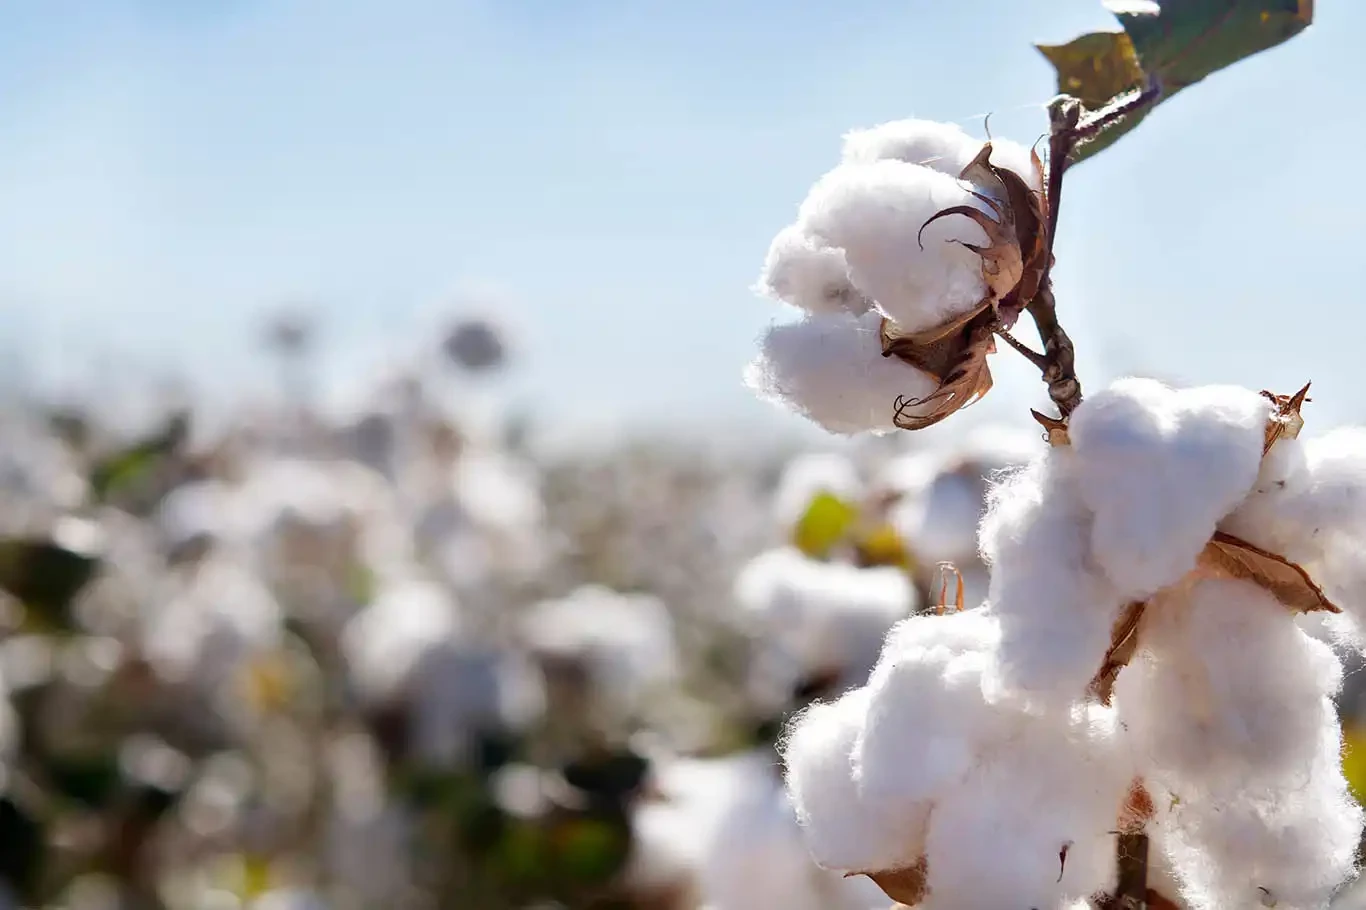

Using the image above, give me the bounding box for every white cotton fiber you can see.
[978,452,1127,706]
[757,224,871,316]
[781,688,907,873]
[923,706,1131,910]
[1068,379,1270,599]
[840,118,1043,191]
[851,610,1004,854]
[736,546,914,699]
[1113,578,1341,792]
[797,160,991,333]
[1156,721,1362,910]
[887,461,984,565]
[744,310,939,435]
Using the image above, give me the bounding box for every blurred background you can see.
[0,1,1363,908]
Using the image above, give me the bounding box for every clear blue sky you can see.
[1,0,1362,440]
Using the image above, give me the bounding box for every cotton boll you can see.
[782,689,900,873]
[736,547,915,700]
[744,310,939,435]
[1157,722,1362,910]
[342,578,462,704]
[772,451,862,532]
[979,453,1127,706]
[840,119,1043,191]
[852,610,1004,855]
[887,463,984,565]
[1069,379,1270,599]
[757,225,871,316]
[798,160,991,333]
[1114,578,1342,792]
[923,707,1130,910]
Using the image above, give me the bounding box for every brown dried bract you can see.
[1031,408,1072,447]
[1088,599,1146,705]
[1261,381,1311,455]
[887,318,997,432]
[933,562,966,615]
[886,142,1052,433]
[854,857,928,906]
[1196,530,1339,614]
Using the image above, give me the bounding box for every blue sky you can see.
[0,0,1362,441]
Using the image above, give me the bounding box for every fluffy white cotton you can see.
[797,159,991,333]
[841,118,1043,191]
[772,451,862,532]
[923,706,1131,910]
[521,585,678,702]
[744,309,939,435]
[757,224,871,316]
[736,547,914,704]
[1153,722,1362,910]
[850,610,1004,860]
[1114,577,1342,792]
[1069,379,1270,599]
[888,460,984,565]
[782,688,901,873]
[978,453,1127,705]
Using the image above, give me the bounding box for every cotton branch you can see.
[1016,80,1162,420]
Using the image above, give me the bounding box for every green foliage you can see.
[1040,0,1314,163]
[88,411,191,509]
[0,537,100,632]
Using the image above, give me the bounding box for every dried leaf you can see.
[1088,600,1147,705]
[1196,530,1339,613]
[1260,381,1310,455]
[853,857,928,906]
[879,305,989,382]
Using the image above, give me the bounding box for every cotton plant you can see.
[754,66,1364,905]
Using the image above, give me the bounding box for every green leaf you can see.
[1039,0,1314,163]
[88,411,190,506]
[791,491,858,559]
[0,537,101,631]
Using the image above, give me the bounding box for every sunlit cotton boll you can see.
[745,309,939,435]
[1067,378,1270,600]
[978,451,1128,708]
[796,158,992,334]
[756,224,871,317]
[1113,577,1342,792]
[840,118,1043,191]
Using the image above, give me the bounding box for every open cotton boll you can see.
[979,453,1127,705]
[736,547,914,698]
[851,610,1005,855]
[771,451,862,532]
[757,224,871,316]
[1156,722,1362,910]
[797,159,991,334]
[923,706,1131,910]
[1069,379,1270,599]
[1114,577,1341,792]
[744,310,939,434]
[888,461,985,565]
[840,119,1043,192]
[781,689,903,873]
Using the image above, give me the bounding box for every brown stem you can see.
[1027,282,1083,416]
